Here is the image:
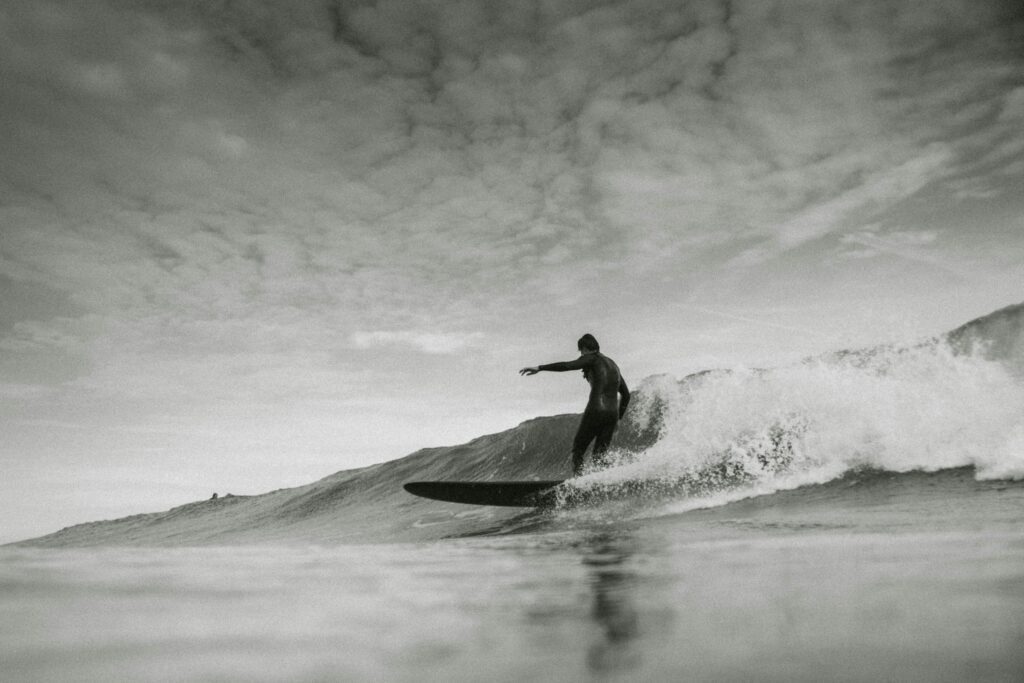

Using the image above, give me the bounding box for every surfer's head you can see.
[577,333,599,353]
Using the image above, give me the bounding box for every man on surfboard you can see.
[520,334,630,476]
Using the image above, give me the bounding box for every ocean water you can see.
[5,303,1024,681]
[3,502,1024,683]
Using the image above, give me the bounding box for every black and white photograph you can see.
[2,1,1023,681]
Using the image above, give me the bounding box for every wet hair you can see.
[577,333,600,352]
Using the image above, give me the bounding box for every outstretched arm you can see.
[618,375,630,418]
[520,356,592,376]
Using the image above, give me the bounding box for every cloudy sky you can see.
[1,0,1022,541]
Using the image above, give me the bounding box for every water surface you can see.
[5,520,1023,682]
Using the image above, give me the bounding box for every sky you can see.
[1,0,1022,542]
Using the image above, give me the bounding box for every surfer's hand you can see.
[519,367,539,376]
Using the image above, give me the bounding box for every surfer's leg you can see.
[571,432,594,476]
[572,414,599,476]
[591,416,618,469]
[571,448,587,476]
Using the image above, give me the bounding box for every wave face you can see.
[18,302,1024,546]
[947,301,1024,369]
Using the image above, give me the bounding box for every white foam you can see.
[564,340,1024,514]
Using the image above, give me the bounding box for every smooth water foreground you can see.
[4,522,1024,683]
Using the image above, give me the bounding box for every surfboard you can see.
[403,480,565,507]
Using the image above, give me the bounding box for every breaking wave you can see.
[562,302,1024,512]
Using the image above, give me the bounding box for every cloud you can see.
[835,227,969,278]
[0,383,58,400]
[999,87,1024,122]
[3,1,1020,283]
[0,0,1021,410]
[728,143,954,266]
[349,330,484,354]
[679,304,826,338]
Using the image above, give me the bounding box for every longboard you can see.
[403,480,565,507]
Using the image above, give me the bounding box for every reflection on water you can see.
[579,530,642,674]
[3,526,1024,682]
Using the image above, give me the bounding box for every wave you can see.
[15,302,1024,546]
[563,301,1024,509]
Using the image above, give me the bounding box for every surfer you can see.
[520,334,630,476]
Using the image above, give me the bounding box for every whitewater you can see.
[3,303,1024,681]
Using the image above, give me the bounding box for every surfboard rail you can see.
[403,480,565,507]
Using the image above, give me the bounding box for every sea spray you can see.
[561,336,1024,512]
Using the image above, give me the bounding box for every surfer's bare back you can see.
[520,333,630,476]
